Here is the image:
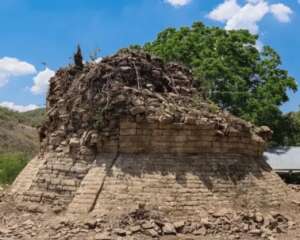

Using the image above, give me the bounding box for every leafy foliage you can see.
[276,111,300,146]
[140,22,297,145]
[0,153,29,185]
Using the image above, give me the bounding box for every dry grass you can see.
[0,107,45,156]
[0,107,44,185]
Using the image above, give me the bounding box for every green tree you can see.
[281,110,300,146]
[141,22,297,145]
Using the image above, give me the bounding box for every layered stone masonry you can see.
[70,119,286,218]
[116,119,265,156]
[90,154,287,219]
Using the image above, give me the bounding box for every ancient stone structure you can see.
[11,49,289,220]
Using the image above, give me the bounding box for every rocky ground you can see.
[290,185,300,192]
[0,186,300,240]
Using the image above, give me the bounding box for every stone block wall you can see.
[67,118,286,217]
[13,118,286,217]
[98,118,265,157]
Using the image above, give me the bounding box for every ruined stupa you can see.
[11,49,289,220]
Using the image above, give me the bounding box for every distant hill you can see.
[0,107,45,156]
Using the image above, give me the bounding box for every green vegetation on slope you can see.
[20,108,46,128]
[0,107,45,155]
[0,107,45,128]
[0,107,45,185]
[133,22,297,146]
[0,153,29,185]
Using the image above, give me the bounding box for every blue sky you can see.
[0,0,299,112]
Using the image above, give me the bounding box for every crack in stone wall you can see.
[89,152,120,213]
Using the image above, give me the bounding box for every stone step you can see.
[67,153,119,214]
[10,156,45,195]
[67,167,106,214]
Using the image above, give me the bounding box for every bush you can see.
[0,153,30,185]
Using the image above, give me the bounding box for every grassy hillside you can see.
[0,107,45,128]
[0,107,45,184]
[0,107,45,156]
[0,107,45,185]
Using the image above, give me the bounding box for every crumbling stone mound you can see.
[9,49,292,229]
[40,48,270,154]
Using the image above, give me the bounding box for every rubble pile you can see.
[0,205,296,240]
[40,49,270,155]
[289,185,300,192]
[114,207,295,240]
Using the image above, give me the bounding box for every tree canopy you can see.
[137,22,297,145]
[279,110,300,146]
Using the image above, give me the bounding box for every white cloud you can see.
[226,1,269,34]
[165,0,191,7]
[0,57,37,87]
[94,57,103,63]
[208,0,293,34]
[31,67,55,95]
[208,0,241,22]
[0,101,39,112]
[270,3,292,23]
[246,0,261,4]
[0,73,9,87]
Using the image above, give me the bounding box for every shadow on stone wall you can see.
[96,153,272,191]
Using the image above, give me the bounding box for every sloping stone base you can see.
[10,156,46,196]
[66,153,288,220]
